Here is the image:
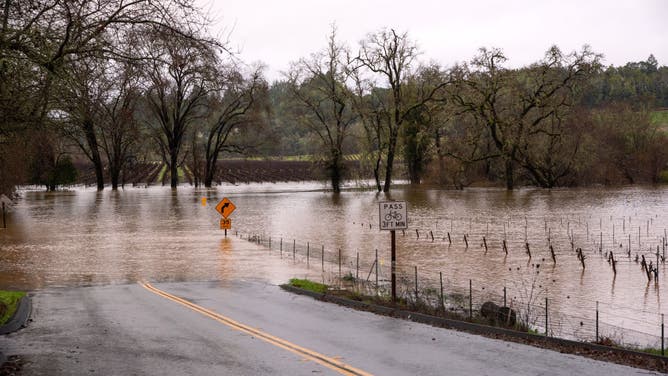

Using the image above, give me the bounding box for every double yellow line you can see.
[141,282,372,376]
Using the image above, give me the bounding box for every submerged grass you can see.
[0,290,25,325]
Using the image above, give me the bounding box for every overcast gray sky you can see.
[200,0,667,81]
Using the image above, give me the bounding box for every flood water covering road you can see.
[1,183,666,347]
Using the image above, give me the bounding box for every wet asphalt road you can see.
[0,280,659,375]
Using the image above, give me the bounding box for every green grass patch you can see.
[638,347,666,356]
[0,290,25,325]
[280,155,316,162]
[658,170,668,184]
[651,110,668,127]
[288,278,328,294]
[156,164,167,183]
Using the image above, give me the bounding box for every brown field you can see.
[73,159,361,187]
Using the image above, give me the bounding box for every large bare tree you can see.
[1,0,216,193]
[99,61,142,190]
[357,29,448,192]
[451,46,601,189]
[58,57,109,190]
[288,26,356,192]
[195,65,268,188]
[350,71,389,192]
[141,29,220,188]
[1,0,211,73]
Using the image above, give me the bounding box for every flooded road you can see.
[1,183,666,347]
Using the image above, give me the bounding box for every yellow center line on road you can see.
[140,282,373,376]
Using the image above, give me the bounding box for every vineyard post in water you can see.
[379,201,408,302]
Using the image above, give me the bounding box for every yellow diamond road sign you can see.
[216,197,236,219]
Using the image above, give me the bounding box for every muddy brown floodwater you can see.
[1,183,666,348]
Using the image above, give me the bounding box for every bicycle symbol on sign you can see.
[384,210,403,221]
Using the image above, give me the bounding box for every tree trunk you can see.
[83,119,104,191]
[439,156,448,186]
[504,158,514,190]
[329,154,342,193]
[383,133,397,192]
[110,165,120,190]
[170,146,179,188]
[204,155,217,188]
[408,159,421,185]
[405,125,421,185]
[373,153,382,192]
[434,130,447,185]
[109,152,122,190]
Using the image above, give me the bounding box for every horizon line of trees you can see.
[1,3,667,196]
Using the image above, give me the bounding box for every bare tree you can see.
[451,46,601,189]
[141,29,220,188]
[1,0,214,73]
[357,29,448,192]
[402,64,450,184]
[351,71,389,192]
[99,61,142,190]
[288,26,356,192]
[1,0,218,193]
[588,103,668,184]
[197,65,268,187]
[58,57,109,190]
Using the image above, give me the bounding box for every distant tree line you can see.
[1,4,666,195]
[272,28,667,191]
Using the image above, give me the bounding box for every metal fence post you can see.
[545,297,549,336]
[469,279,472,320]
[414,266,418,302]
[662,314,665,356]
[596,301,599,343]
[356,252,359,281]
[293,239,296,262]
[321,245,324,271]
[503,286,507,307]
[280,238,283,258]
[338,249,341,279]
[439,271,444,310]
[307,242,310,268]
[375,249,378,292]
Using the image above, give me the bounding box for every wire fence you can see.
[236,230,666,355]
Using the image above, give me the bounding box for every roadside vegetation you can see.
[1,2,667,195]
[288,278,523,330]
[0,290,25,326]
[288,279,328,294]
[286,278,667,373]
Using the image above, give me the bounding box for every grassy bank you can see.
[285,278,667,372]
[0,290,25,325]
[288,278,328,294]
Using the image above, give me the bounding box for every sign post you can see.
[379,201,408,302]
[215,197,236,236]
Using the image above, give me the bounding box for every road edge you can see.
[280,284,668,370]
[0,295,32,335]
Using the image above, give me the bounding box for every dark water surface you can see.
[1,183,666,346]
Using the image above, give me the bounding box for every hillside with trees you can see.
[1,2,666,195]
